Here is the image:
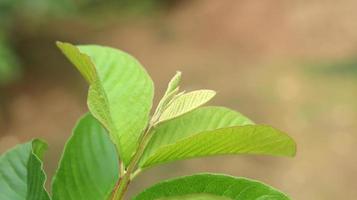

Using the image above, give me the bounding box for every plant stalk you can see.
[111,125,154,200]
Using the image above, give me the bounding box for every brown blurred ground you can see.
[1,1,357,199]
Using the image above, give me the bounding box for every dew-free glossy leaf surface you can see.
[140,106,254,167]
[133,174,290,200]
[158,90,216,123]
[143,125,295,167]
[0,140,49,200]
[52,114,119,200]
[57,42,154,165]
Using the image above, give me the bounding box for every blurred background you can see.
[0,0,356,199]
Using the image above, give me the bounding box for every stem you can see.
[111,125,154,200]
[111,174,130,200]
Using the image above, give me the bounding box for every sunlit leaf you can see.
[139,107,295,168]
[152,71,182,123]
[143,125,295,167]
[133,173,290,200]
[164,71,182,96]
[57,41,154,165]
[52,113,119,200]
[140,106,254,168]
[0,140,50,200]
[56,42,97,83]
[158,90,216,123]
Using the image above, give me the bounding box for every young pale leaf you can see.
[152,71,182,123]
[158,90,216,123]
[164,71,181,96]
[52,113,119,200]
[0,139,50,200]
[133,173,290,200]
[140,106,254,167]
[57,41,154,165]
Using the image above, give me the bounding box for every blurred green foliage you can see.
[304,58,357,78]
[0,0,77,85]
[0,34,20,85]
[0,0,175,85]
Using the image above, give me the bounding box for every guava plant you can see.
[0,42,296,200]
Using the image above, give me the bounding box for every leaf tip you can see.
[55,41,67,49]
[31,139,48,160]
[56,41,71,53]
[56,41,77,52]
[205,89,217,98]
[55,40,63,46]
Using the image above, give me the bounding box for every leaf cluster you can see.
[0,42,296,200]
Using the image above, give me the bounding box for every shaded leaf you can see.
[0,139,49,200]
[133,173,290,200]
[140,106,254,167]
[57,42,154,165]
[52,113,119,200]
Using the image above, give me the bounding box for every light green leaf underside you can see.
[133,173,290,200]
[52,113,119,200]
[140,106,254,167]
[158,90,216,123]
[0,139,50,200]
[57,41,154,165]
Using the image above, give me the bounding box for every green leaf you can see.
[0,139,50,200]
[56,42,97,84]
[164,71,182,97]
[133,173,290,200]
[152,71,182,123]
[140,106,254,167]
[57,41,154,165]
[158,90,216,123]
[139,107,295,168]
[143,125,295,168]
[144,125,296,166]
[52,113,119,200]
